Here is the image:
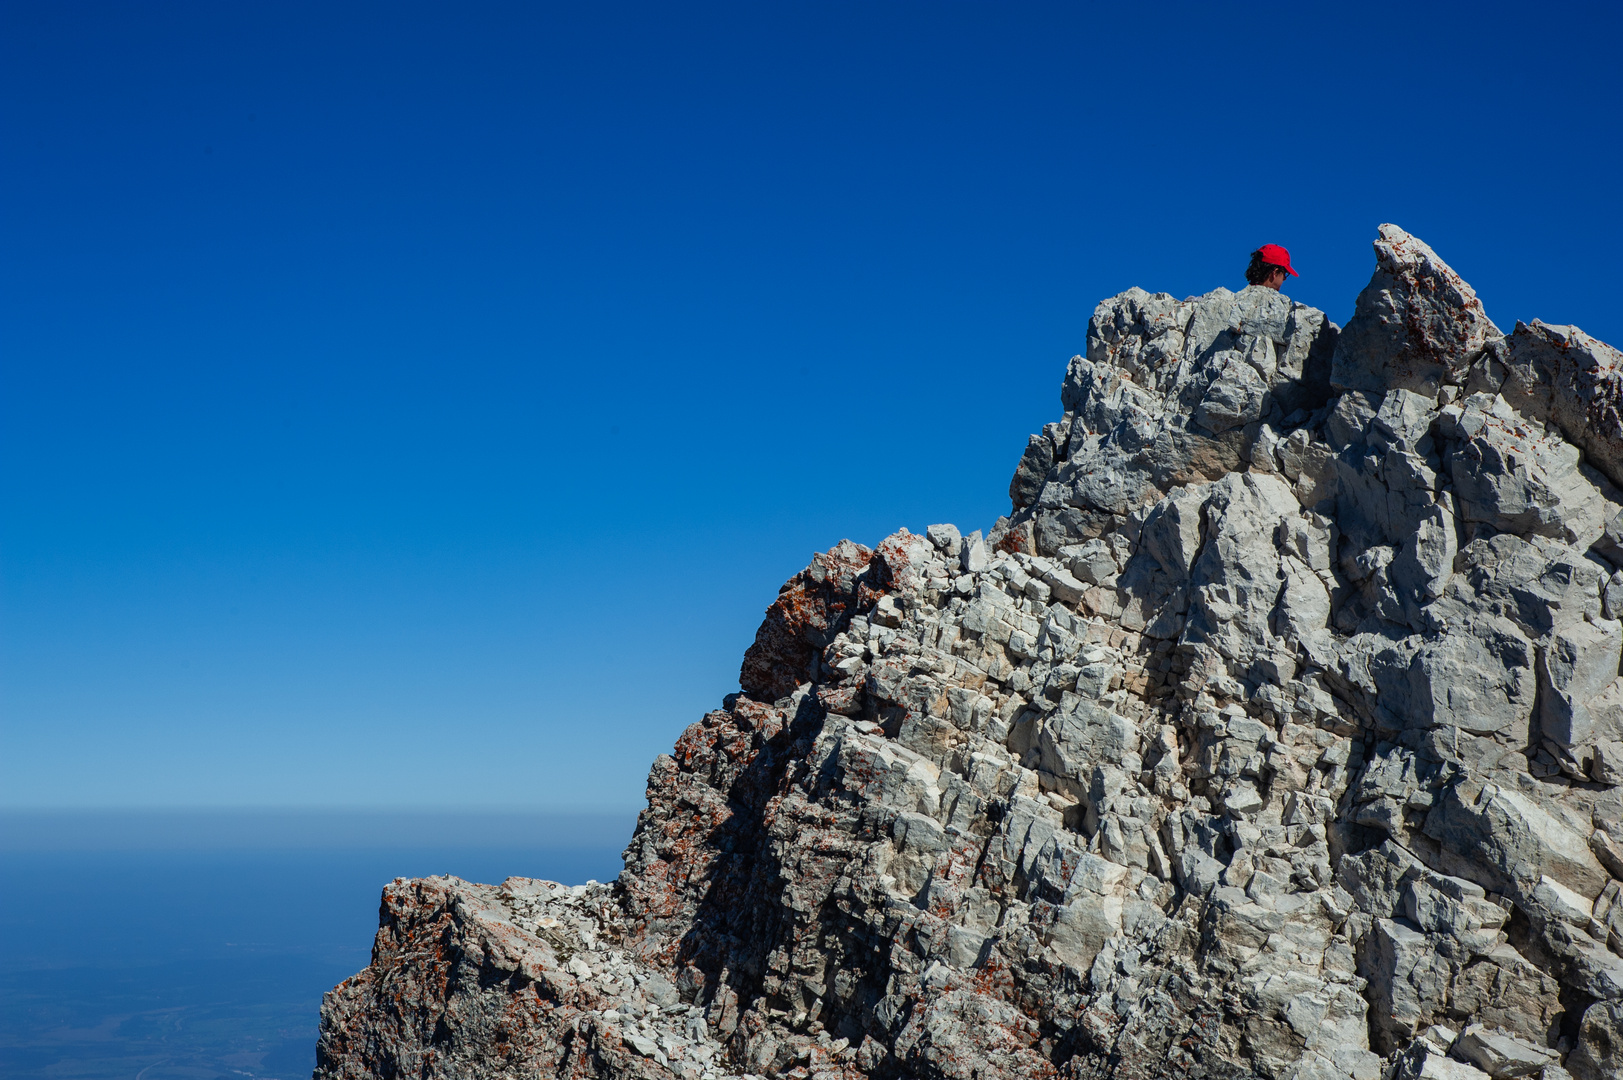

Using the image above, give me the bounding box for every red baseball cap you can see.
[1258,243,1299,277]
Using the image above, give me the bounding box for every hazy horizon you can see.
[0,806,641,850]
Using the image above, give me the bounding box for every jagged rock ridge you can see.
[314,226,1623,1080]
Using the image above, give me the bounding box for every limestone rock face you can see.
[315,226,1623,1080]
[1331,225,1500,397]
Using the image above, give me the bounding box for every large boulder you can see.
[1332,224,1501,395]
[1495,319,1623,490]
[1425,781,1609,900]
[1567,1001,1623,1080]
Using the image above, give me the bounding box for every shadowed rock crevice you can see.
[315,226,1623,1080]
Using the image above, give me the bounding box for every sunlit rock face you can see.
[314,226,1623,1080]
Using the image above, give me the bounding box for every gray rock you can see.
[1592,828,1623,880]
[1410,617,1537,740]
[1539,618,1623,748]
[1425,781,1608,901]
[1010,433,1056,510]
[1365,917,1452,1050]
[623,1031,663,1060]
[1567,1001,1623,1080]
[1568,937,1623,1001]
[1404,871,1506,958]
[1341,841,1424,917]
[1593,739,1623,786]
[926,522,963,558]
[1452,945,1566,1047]
[1063,538,1119,585]
[1452,532,1606,638]
[1439,392,1615,547]
[962,530,989,572]
[1409,1052,1494,1080]
[1037,698,1139,777]
[315,227,1623,1080]
[1332,224,1500,396]
[1497,319,1623,492]
[1451,1023,1559,1078]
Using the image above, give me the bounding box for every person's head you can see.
[1246,244,1299,290]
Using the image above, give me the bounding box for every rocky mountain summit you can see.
[315,226,1623,1080]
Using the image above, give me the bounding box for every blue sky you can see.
[3,1,1619,810]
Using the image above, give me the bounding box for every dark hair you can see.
[1246,250,1284,286]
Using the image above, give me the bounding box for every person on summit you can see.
[1245,243,1299,291]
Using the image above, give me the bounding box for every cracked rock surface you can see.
[315,226,1623,1080]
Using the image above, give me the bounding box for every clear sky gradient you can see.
[4,1,1620,810]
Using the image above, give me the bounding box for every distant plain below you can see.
[0,809,635,1080]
